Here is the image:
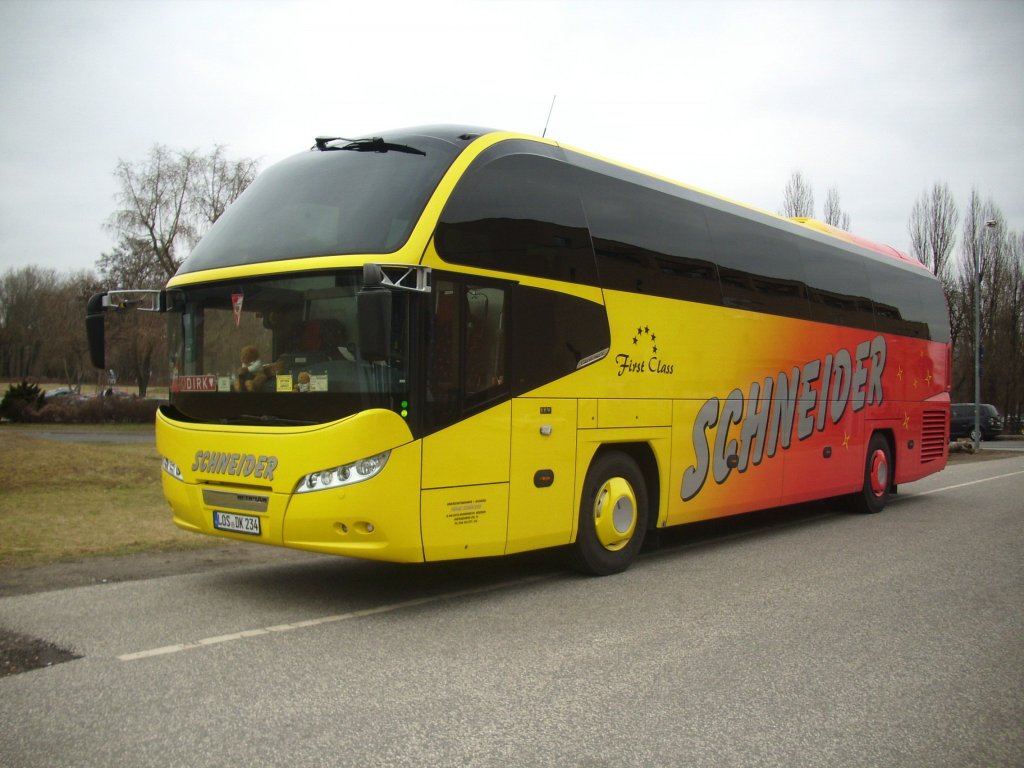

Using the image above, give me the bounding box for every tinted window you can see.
[572,165,721,304]
[868,265,933,339]
[508,285,610,396]
[423,275,608,431]
[425,276,509,430]
[436,144,598,284]
[180,134,466,274]
[426,277,461,429]
[800,241,875,330]
[916,273,951,343]
[704,209,810,318]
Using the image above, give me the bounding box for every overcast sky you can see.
[1,0,1021,279]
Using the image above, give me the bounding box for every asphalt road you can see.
[1,454,1022,767]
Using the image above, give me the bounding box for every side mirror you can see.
[86,293,107,369]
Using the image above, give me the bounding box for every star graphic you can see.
[651,334,656,343]
[632,337,638,345]
[902,412,911,429]
[842,432,851,449]
[644,325,650,334]
[637,326,643,336]
[912,377,919,389]
[897,366,904,381]
[925,372,933,385]
[653,345,658,354]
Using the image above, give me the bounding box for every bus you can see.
[87,126,951,575]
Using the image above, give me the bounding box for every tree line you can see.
[0,145,259,396]
[785,170,1022,429]
[1,151,1021,430]
[909,183,1023,429]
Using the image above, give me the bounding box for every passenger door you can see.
[420,276,512,560]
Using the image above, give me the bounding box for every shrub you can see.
[0,381,43,422]
[14,393,162,424]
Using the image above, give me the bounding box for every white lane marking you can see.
[903,469,1024,498]
[118,576,543,662]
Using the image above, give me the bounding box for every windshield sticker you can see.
[171,374,217,392]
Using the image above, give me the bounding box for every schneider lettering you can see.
[681,335,886,502]
[191,450,278,480]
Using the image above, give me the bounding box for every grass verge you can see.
[0,427,215,569]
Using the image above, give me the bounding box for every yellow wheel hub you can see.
[592,477,637,552]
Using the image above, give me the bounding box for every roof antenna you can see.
[542,95,557,138]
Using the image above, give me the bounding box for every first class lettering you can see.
[191,450,278,480]
[681,335,887,502]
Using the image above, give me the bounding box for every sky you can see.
[1,0,1022,278]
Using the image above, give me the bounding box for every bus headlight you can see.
[161,456,184,482]
[296,451,390,493]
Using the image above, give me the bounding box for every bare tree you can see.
[823,186,851,230]
[37,270,104,388]
[0,266,58,378]
[105,144,260,284]
[954,189,1007,403]
[780,171,815,218]
[99,144,259,394]
[194,145,260,227]
[107,145,201,282]
[908,182,958,280]
[999,231,1024,430]
[908,181,961,361]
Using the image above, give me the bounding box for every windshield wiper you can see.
[313,136,425,156]
[224,414,317,426]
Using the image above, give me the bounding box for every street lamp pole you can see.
[974,218,998,450]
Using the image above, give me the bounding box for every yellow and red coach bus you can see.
[88,127,950,574]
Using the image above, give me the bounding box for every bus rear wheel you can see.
[571,452,648,576]
[850,432,892,514]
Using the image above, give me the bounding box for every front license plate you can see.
[213,511,261,536]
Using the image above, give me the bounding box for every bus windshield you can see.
[177,132,468,274]
[166,270,411,426]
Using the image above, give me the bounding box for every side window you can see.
[436,149,598,285]
[573,166,721,305]
[426,276,509,430]
[465,283,506,404]
[508,284,610,396]
[800,241,876,331]
[427,278,461,428]
[704,208,810,319]
[869,267,931,339]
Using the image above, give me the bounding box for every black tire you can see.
[849,432,892,514]
[571,452,649,575]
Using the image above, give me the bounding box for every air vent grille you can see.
[920,410,948,463]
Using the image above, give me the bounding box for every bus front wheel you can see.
[850,432,892,514]
[571,452,649,576]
